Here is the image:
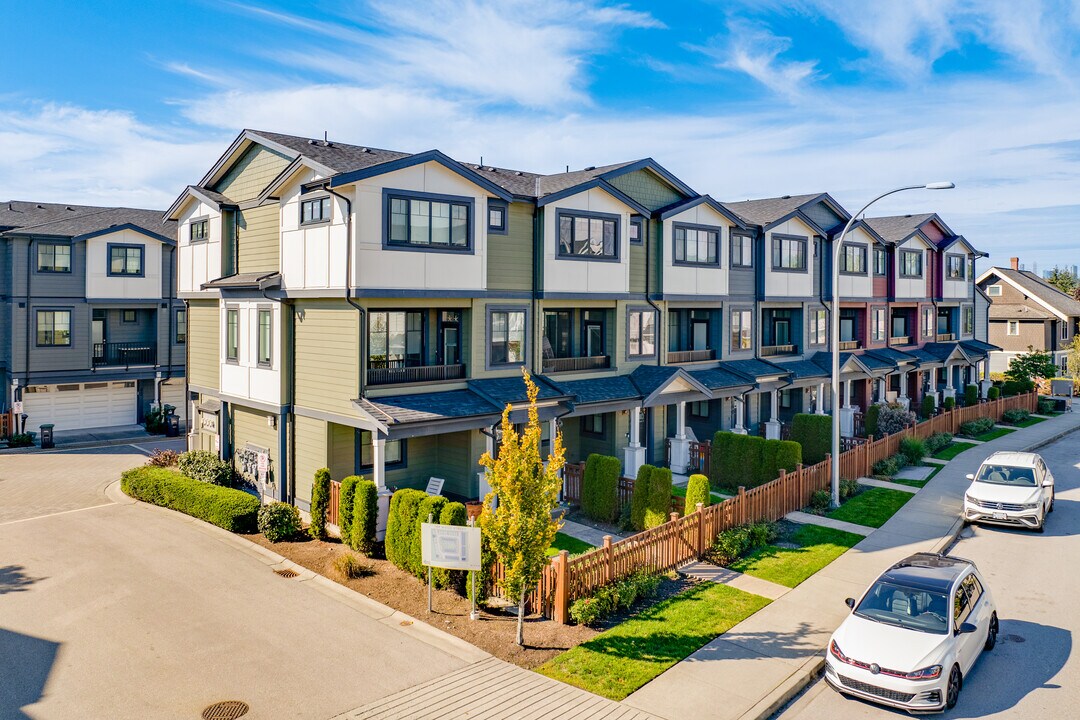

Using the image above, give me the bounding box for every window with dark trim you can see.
[543,310,573,359]
[176,309,187,344]
[871,307,886,341]
[438,311,461,365]
[809,309,827,345]
[840,243,867,274]
[922,306,934,338]
[873,247,887,276]
[226,308,239,362]
[988,285,1002,296]
[369,311,424,368]
[301,196,332,225]
[731,233,753,268]
[946,254,966,280]
[37,243,71,273]
[771,235,807,271]
[122,310,137,323]
[190,219,208,242]
[673,224,719,266]
[581,413,605,437]
[36,310,71,346]
[387,193,470,249]
[108,244,144,276]
[689,401,709,418]
[627,309,656,357]
[731,309,752,350]
[359,430,404,468]
[558,211,618,259]
[962,305,974,336]
[900,249,923,278]
[488,201,508,234]
[257,308,272,367]
[490,309,526,365]
[629,216,644,245]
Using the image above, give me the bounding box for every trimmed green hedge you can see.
[710,432,801,493]
[644,467,673,529]
[121,466,260,532]
[684,474,711,515]
[338,475,360,542]
[790,413,831,465]
[964,384,979,407]
[631,464,654,531]
[385,488,427,574]
[582,454,621,523]
[864,404,881,439]
[921,395,937,419]
[412,495,449,579]
[309,467,331,540]
[987,386,1001,401]
[761,440,802,485]
[350,479,378,554]
[177,450,233,486]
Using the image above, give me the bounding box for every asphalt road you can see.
[775,432,1080,720]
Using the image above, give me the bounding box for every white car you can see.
[825,553,997,713]
[963,451,1055,532]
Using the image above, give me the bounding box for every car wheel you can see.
[1049,493,1055,513]
[946,665,962,710]
[985,613,998,651]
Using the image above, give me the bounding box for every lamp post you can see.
[830,182,955,508]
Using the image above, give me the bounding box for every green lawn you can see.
[671,485,727,503]
[827,487,912,528]
[729,524,863,588]
[536,583,771,699]
[972,427,1016,442]
[1010,416,1047,428]
[934,441,978,460]
[546,532,595,557]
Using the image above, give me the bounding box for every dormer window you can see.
[947,254,966,280]
[190,219,208,242]
[108,244,144,277]
[300,196,332,225]
[557,210,618,260]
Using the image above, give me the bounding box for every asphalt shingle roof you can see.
[988,303,1053,320]
[0,201,176,241]
[719,358,790,380]
[688,366,757,390]
[721,193,824,227]
[862,214,938,245]
[549,376,641,405]
[989,267,1080,317]
[863,347,919,366]
[627,365,682,397]
[768,359,829,381]
[202,271,281,290]
[251,130,412,176]
[357,390,499,426]
[959,339,1000,356]
[467,376,568,408]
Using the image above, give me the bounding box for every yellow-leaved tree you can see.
[479,368,565,646]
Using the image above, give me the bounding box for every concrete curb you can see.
[0,435,179,455]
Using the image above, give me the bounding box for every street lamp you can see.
[829,182,955,508]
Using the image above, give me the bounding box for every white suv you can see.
[963,451,1055,532]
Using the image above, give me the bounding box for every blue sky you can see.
[3,0,1080,273]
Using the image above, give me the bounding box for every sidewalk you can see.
[0,424,184,454]
[622,409,1080,720]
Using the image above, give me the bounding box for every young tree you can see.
[1005,346,1058,384]
[478,368,565,646]
[1066,335,1080,384]
[1046,267,1078,296]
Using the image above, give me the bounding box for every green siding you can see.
[563,414,619,465]
[487,202,534,291]
[187,300,219,389]
[294,415,328,505]
[213,144,291,203]
[607,169,685,212]
[237,203,280,274]
[383,431,477,499]
[328,422,355,481]
[294,300,359,415]
[231,405,280,492]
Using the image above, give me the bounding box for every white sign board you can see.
[12,401,22,414]
[257,452,269,482]
[421,523,481,571]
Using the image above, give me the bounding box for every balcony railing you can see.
[888,335,911,346]
[936,333,956,342]
[93,341,156,367]
[366,363,465,386]
[838,340,861,351]
[760,344,797,357]
[666,348,716,364]
[542,355,610,373]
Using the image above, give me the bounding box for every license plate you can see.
[992,512,1007,520]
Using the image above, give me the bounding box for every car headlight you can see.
[965,494,976,504]
[902,665,943,681]
[1023,502,1040,510]
[830,640,851,664]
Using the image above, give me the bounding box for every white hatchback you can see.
[963,451,1055,532]
[826,553,997,713]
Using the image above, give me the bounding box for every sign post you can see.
[420,519,482,618]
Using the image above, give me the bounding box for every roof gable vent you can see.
[781,195,791,199]
[584,166,596,171]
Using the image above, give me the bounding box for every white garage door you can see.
[160,381,188,430]
[22,382,138,432]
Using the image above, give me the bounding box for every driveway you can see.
[0,443,472,719]
[775,431,1080,719]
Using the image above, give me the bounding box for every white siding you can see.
[220,300,282,405]
[764,217,817,297]
[661,203,732,297]
[836,226,874,298]
[85,229,163,299]
[542,188,632,295]
[177,199,222,294]
[279,169,348,291]
[895,236,931,299]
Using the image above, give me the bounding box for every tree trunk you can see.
[516,592,526,646]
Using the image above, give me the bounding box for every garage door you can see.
[22,382,138,432]
[160,381,188,430]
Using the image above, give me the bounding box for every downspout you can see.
[323,184,365,400]
[164,245,175,383]
[531,204,538,373]
[644,217,663,366]
[22,238,32,431]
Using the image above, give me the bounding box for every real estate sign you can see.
[420,523,481,571]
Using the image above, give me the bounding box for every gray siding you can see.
[106,309,155,344]
[14,302,92,375]
[802,202,844,234]
[729,267,756,297]
[11,237,87,298]
[975,291,988,342]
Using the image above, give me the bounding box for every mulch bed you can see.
[244,532,597,669]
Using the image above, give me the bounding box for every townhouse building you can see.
[976,257,1080,374]
[0,202,185,434]
[172,130,992,525]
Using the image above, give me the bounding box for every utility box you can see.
[40,424,55,449]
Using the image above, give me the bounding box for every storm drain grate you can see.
[202,700,249,720]
[274,568,299,579]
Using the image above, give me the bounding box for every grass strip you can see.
[972,427,1016,442]
[536,583,770,700]
[1010,416,1047,428]
[827,487,912,528]
[933,441,978,461]
[730,524,862,588]
[546,531,596,557]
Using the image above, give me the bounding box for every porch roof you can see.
[467,375,572,408]
[688,366,757,392]
[862,347,919,367]
[719,358,790,381]
[355,390,500,427]
[810,350,873,376]
[905,347,946,366]
[920,341,975,364]
[769,358,829,381]
[629,365,712,406]
[959,339,1000,357]
[201,271,282,290]
[548,375,641,405]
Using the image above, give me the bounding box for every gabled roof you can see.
[537,158,696,201]
[0,201,176,242]
[988,303,1053,320]
[722,192,847,233]
[919,341,973,363]
[810,351,874,375]
[862,213,955,246]
[330,149,513,201]
[938,235,983,256]
[628,365,711,405]
[978,266,1080,319]
[535,177,651,216]
[201,271,281,290]
[959,339,1000,356]
[843,219,889,246]
[658,195,747,227]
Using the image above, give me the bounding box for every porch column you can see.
[764,390,782,440]
[372,435,393,542]
[733,396,748,435]
[839,379,855,437]
[877,377,887,404]
[979,360,992,398]
[942,363,957,402]
[624,406,646,479]
[816,383,826,415]
[897,369,910,409]
[669,401,691,474]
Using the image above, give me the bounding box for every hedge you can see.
[711,432,799,493]
[760,440,802,484]
[864,404,881,439]
[964,384,979,407]
[684,474,711,515]
[943,396,955,412]
[385,488,427,574]
[433,501,467,590]
[121,466,260,532]
[790,414,831,465]
[987,386,1001,401]
[581,454,621,523]
[258,502,302,542]
[411,495,449,580]
[350,479,378,554]
[309,467,331,540]
[643,467,673,529]
[630,464,654,531]
[177,450,233,486]
[338,475,360,542]
[921,395,937,419]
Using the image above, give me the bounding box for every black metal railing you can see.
[93,341,156,367]
[542,355,610,373]
[366,363,466,386]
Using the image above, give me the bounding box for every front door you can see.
[92,309,106,361]
[691,319,709,351]
[774,319,790,346]
[585,322,603,357]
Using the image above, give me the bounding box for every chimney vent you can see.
[1010,257,1020,271]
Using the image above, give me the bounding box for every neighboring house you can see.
[0,201,184,433]
[976,257,1080,374]
[172,129,993,521]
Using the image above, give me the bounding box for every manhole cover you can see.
[274,568,299,579]
[1004,634,1026,643]
[202,701,249,720]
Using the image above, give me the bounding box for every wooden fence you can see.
[0,411,12,440]
[512,391,1037,623]
[327,480,342,527]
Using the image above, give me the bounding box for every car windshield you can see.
[976,464,1037,487]
[854,581,949,635]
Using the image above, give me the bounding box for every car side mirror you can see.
[845,597,855,609]
[965,473,975,481]
[958,622,978,635]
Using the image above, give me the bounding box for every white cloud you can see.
[699,18,820,100]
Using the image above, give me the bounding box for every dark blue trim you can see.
[770,234,809,273]
[730,230,754,268]
[34,240,73,274]
[554,208,621,262]
[106,243,146,278]
[299,195,332,227]
[537,178,651,217]
[838,241,869,276]
[899,249,924,278]
[329,149,514,201]
[598,158,697,198]
[78,223,175,246]
[188,216,210,244]
[672,221,722,268]
[659,195,747,228]
[33,306,74,348]
[485,304,531,371]
[629,215,644,245]
[278,404,290,503]
[381,188,475,255]
[487,199,508,235]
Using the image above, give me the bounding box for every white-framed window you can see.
[810,309,827,345]
[1061,322,1069,341]
[871,307,887,342]
[1007,320,1020,336]
[628,309,656,357]
[988,285,1002,296]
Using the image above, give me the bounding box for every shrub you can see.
[790,414,831,464]
[943,396,956,412]
[468,532,495,605]
[1002,408,1031,425]
[385,488,427,574]
[568,570,662,626]
[569,595,605,627]
[337,475,359,542]
[410,495,449,580]
[706,521,777,566]
[987,386,1001,401]
[644,467,673,529]
[7,432,34,448]
[433,501,468,590]
[878,404,917,436]
[258,502,302,542]
[333,552,373,579]
[146,448,179,467]
[899,436,926,466]
[924,432,953,455]
[1002,379,1035,397]
[121,466,260,532]
[840,478,861,500]
[964,384,980,407]
[581,454,621,523]
[872,455,903,478]
[309,468,331,540]
[630,464,654,531]
[144,405,166,434]
[921,395,937,419]
[809,489,832,513]
[959,417,995,438]
[712,431,763,493]
[1038,398,1056,414]
[350,480,378,554]
[761,440,802,484]
[684,474,711,515]
[864,404,881,439]
[178,450,233,486]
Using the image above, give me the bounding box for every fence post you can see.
[696,502,705,555]
[670,511,679,524]
[603,535,614,585]
[737,486,746,525]
[553,550,569,624]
